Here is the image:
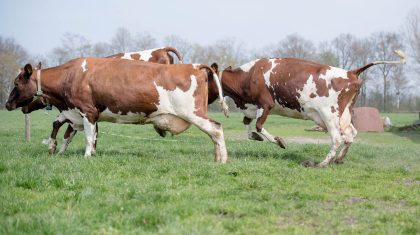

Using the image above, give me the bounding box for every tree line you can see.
[1,8,420,112]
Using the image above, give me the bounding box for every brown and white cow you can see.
[208,50,405,167]
[22,47,184,154]
[108,46,183,64]
[6,58,229,162]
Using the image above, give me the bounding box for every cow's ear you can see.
[210,63,218,73]
[23,64,33,79]
[225,66,233,71]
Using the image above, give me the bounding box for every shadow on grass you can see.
[230,145,319,166]
[387,126,420,144]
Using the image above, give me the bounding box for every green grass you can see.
[0,110,419,234]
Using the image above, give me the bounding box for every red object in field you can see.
[352,107,384,132]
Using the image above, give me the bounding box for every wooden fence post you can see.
[25,114,30,143]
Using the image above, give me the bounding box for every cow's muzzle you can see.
[5,102,15,111]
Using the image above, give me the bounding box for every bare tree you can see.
[163,35,191,63]
[330,34,357,70]
[91,42,113,57]
[405,7,420,76]
[352,38,374,106]
[188,38,247,69]
[391,66,410,111]
[0,36,28,106]
[49,33,92,65]
[132,32,157,51]
[272,34,316,60]
[317,41,339,66]
[370,31,404,112]
[110,27,133,53]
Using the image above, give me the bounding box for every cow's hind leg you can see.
[189,116,227,163]
[334,124,357,164]
[59,125,77,154]
[317,112,343,167]
[252,105,286,149]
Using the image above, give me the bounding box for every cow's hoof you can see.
[275,136,286,149]
[250,132,264,141]
[334,159,344,164]
[302,160,316,167]
[48,148,56,155]
[154,125,167,138]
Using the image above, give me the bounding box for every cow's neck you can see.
[36,68,68,111]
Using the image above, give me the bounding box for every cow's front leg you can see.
[48,117,66,154]
[82,116,97,157]
[58,125,77,154]
[92,123,98,154]
[252,105,286,149]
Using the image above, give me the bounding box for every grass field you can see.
[0,110,419,234]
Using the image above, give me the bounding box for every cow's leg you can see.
[82,116,97,157]
[58,125,77,154]
[189,117,227,163]
[153,125,167,137]
[243,116,253,139]
[92,123,98,155]
[48,117,66,154]
[317,113,343,167]
[252,105,286,149]
[334,124,357,164]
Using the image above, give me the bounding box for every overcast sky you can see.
[1,0,419,55]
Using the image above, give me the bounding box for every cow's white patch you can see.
[59,109,84,127]
[82,116,96,157]
[138,47,163,61]
[98,108,147,124]
[256,108,264,120]
[121,53,133,60]
[263,59,277,87]
[81,59,88,72]
[239,59,258,72]
[241,103,259,119]
[295,74,343,127]
[151,75,198,118]
[319,67,348,81]
[192,64,201,69]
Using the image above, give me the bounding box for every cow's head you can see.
[5,63,39,111]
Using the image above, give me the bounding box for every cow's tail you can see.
[165,47,184,64]
[351,50,406,76]
[199,65,229,117]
